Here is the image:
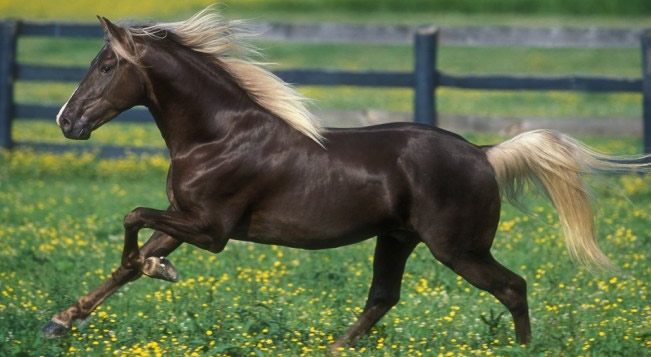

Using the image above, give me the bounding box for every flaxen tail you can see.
[484,130,650,272]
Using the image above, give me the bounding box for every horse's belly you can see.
[242,229,375,249]
[239,202,394,249]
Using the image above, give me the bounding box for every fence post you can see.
[642,30,651,154]
[413,26,438,126]
[0,21,18,150]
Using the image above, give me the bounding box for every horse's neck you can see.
[143,47,280,156]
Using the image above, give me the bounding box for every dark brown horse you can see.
[42,9,649,350]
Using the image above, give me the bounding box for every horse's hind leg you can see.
[439,251,531,344]
[424,219,531,344]
[415,169,531,344]
[331,234,418,351]
[41,231,181,338]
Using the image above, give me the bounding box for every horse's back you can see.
[322,122,500,224]
[324,122,495,190]
[325,122,501,243]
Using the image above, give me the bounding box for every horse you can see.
[42,9,649,350]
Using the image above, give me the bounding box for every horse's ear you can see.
[97,16,128,44]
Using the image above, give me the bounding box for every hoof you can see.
[41,320,69,339]
[142,256,179,282]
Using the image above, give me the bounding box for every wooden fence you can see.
[1,21,650,156]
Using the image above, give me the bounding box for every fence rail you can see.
[1,21,650,154]
[439,73,642,92]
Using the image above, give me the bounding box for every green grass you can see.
[226,11,651,27]
[221,0,651,16]
[2,0,651,25]
[0,138,649,356]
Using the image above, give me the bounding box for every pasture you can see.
[1,138,649,356]
[1,1,650,356]
[2,0,651,24]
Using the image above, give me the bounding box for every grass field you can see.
[0,137,649,356]
[1,2,650,356]
[2,0,651,24]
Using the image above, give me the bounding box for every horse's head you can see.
[56,17,146,140]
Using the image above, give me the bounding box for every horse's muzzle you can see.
[59,117,91,140]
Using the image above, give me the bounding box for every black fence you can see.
[1,21,650,156]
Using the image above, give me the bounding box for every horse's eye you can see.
[100,65,113,74]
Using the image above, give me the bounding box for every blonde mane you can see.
[110,8,325,146]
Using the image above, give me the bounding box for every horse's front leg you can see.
[121,207,227,269]
[42,231,181,338]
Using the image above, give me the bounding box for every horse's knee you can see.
[123,207,147,230]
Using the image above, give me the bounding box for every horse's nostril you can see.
[60,117,72,130]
